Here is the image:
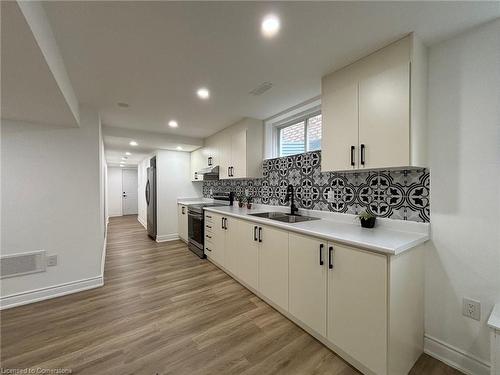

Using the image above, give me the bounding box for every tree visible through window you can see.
[278,113,322,157]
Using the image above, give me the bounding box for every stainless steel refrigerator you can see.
[145,157,156,239]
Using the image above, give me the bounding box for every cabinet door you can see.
[237,220,259,290]
[328,243,387,375]
[218,132,231,180]
[230,129,247,179]
[190,149,204,182]
[181,205,188,240]
[259,225,289,311]
[359,62,410,169]
[289,233,327,336]
[177,205,185,240]
[223,216,240,275]
[321,82,359,171]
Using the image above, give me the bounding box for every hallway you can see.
[1,216,460,374]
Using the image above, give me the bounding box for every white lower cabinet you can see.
[205,212,226,267]
[258,225,289,311]
[177,204,188,242]
[204,213,424,375]
[327,243,388,375]
[289,233,328,336]
[237,220,259,290]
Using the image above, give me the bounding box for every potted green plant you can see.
[237,194,245,208]
[358,210,376,228]
[246,195,253,209]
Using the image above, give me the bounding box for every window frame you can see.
[275,109,322,157]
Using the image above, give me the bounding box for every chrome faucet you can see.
[284,184,298,215]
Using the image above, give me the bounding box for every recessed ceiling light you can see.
[168,120,179,128]
[129,141,138,146]
[125,152,131,156]
[117,102,130,108]
[121,157,127,160]
[120,165,125,167]
[261,14,280,38]
[196,87,210,100]
[176,146,183,151]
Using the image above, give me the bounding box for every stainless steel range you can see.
[187,193,233,258]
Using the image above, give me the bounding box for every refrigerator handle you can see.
[145,180,150,205]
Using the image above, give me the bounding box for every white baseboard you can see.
[424,334,490,375]
[137,215,147,229]
[156,233,180,242]
[0,275,104,310]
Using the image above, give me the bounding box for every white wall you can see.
[107,167,123,217]
[1,107,105,304]
[156,150,202,241]
[425,19,500,373]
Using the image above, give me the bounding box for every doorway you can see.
[122,169,138,215]
[107,167,138,217]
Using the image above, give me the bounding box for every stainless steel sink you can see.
[249,212,320,223]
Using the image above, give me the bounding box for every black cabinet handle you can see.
[254,226,258,241]
[194,172,198,180]
[350,146,355,167]
[206,225,212,229]
[182,206,185,214]
[206,215,212,219]
[231,167,234,177]
[258,227,262,242]
[319,244,324,265]
[228,167,231,177]
[360,144,365,166]
[328,246,334,269]
[206,235,212,239]
[206,247,212,252]
[224,218,228,230]
[208,157,212,166]
[221,217,225,229]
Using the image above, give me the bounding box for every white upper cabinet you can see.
[206,118,263,180]
[321,34,427,171]
[190,148,205,182]
[321,83,359,171]
[358,63,410,169]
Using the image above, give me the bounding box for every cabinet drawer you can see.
[205,213,215,224]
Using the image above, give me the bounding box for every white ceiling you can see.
[42,1,499,140]
[1,2,79,127]
[103,125,202,166]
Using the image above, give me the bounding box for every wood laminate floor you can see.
[1,215,462,375]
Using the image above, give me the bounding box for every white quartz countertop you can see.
[177,198,213,205]
[488,303,500,330]
[204,205,429,255]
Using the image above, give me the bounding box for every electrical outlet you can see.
[47,255,58,267]
[327,191,334,202]
[209,188,213,195]
[462,298,480,321]
[245,188,249,196]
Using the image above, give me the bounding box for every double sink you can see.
[249,211,320,223]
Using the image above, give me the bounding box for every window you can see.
[278,113,322,157]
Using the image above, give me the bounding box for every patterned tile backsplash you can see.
[202,151,430,222]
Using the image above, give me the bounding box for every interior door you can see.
[122,169,138,215]
[358,62,410,169]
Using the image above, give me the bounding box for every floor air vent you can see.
[1,250,46,279]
